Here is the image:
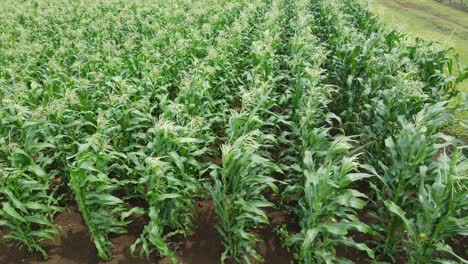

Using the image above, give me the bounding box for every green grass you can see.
[437,0,468,10]
[370,0,467,137]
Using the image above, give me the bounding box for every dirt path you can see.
[390,0,468,31]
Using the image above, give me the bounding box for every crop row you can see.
[0,0,466,263]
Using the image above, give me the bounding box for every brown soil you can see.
[2,198,466,263]
[0,200,293,264]
[0,207,101,264]
[173,199,293,264]
[447,235,468,261]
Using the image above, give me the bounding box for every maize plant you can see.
[281,3,375,261]
[130,1,272,251]
[132,158,195,263]
[169,0,270,131]
[385,149,467,263]
[308,1,466,261]
[369,106,460,258]
[0,135,62,259]
[69,133,129,260]
[311,0,463,136]
[207,0,286,261]
[285,137,375,263]
[0,167,61,259]
[131,118,202,261]
[208,130,279,263]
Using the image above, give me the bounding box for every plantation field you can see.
[370,0,468,137]
[370,0,468,70]
[0,0,467,263]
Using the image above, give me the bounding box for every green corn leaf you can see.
[155,193,182,201]
[24,216,54,227]
[24,202,48,211]
[339,172,373,187]
[384,200,416,239]
[4,189,28,213]
[301,228,319,249]
[320,222,349,236]
[2,202,26,223]
[434,243,468,263]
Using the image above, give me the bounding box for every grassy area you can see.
[370,0,467,137]
[436,0,468,10]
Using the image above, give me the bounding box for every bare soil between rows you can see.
[2,196,465,264]
[0,200,293,264]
